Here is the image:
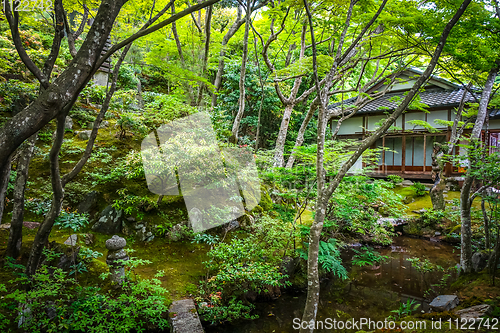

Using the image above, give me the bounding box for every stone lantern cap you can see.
[105,235,126,251]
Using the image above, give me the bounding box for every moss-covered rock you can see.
[259,185,273,211]
[250,205,263,215]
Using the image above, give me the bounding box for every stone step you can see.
[169,299,204,333]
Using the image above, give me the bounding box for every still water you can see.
[205,236,460,333]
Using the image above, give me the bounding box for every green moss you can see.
[460,296,483,308]
[420,311,458,321]
[298,209,314,225]
[259,185,273,211]
[251,205,264,215]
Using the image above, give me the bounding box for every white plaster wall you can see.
[335,117,364,135]
[413,136,425,166]
[367,115,386,131]
[427,110,449,128]
[405,112,426,130]
[349,155,363,173]
[393,137,402,165]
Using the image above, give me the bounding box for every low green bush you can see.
[0,258,170,333]
[411,181,427,196]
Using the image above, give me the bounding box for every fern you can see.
[298,238,348,280]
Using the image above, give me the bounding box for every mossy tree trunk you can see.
[460,65,498,274]
[0,156,11,224]
[300,0,471,329]
[430,83,471,211]
[231,0,253,143]
[25,2,182,275]
[6,134,37,259]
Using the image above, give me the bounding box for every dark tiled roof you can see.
[328,88,477,115]
[490,109,500,119]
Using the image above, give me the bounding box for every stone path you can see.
[169,299,204,333]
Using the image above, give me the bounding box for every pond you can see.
[205,236,460,333]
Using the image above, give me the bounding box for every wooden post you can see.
[362,116,366,138]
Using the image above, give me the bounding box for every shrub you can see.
[117,64,140,90]
[387,175,404,185]
[0,80,38,112]
[80,85,107,104]
[69,106,97,128]
[325,176,404,245]
[198,235,289,323]
[420,209,445,227]
[0,259,170,332]
[54,210,89,232]
[142,92,197,129]
[116,112,147,139]
[411,181,427,196]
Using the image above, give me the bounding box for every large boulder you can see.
[57,246,81,271]
[281,256,295,278]
[92,205,123,235]
[472,251,489,272]
[238,214,255,229]
[65,116,73,130]
[75,130,92,140]
[454,304,492,322]
[63,234,78,246]
[76,191,100,214]
[429,295,459,312]
[402,179,414,186]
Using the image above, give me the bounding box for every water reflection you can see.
[205,237,460,333]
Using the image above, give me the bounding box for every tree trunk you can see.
[272,25,307,167]
[481,195,490,250]
[6,134,37,259]
[430,177,446,210]
[26,113,67,276]
[171,2,185,64]
[301,203,325,329]
[286,98,318,168]
[211,7,244,107]
[430,146,446,210]
[231,0,251,143]
[0,156,12,224]
[488,226,500,285]
[299,0,470,328]
[0,0,126,171]
[273,104,296,167]
[196,5,213,106]
[430,84,470,210]
[253,36,264,150]
[460,180,474,273]
[460,65,498,273]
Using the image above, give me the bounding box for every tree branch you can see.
[4,2,48,88]
[95,0,220,71]
[324,0,472,200]
[43,0,65,78]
